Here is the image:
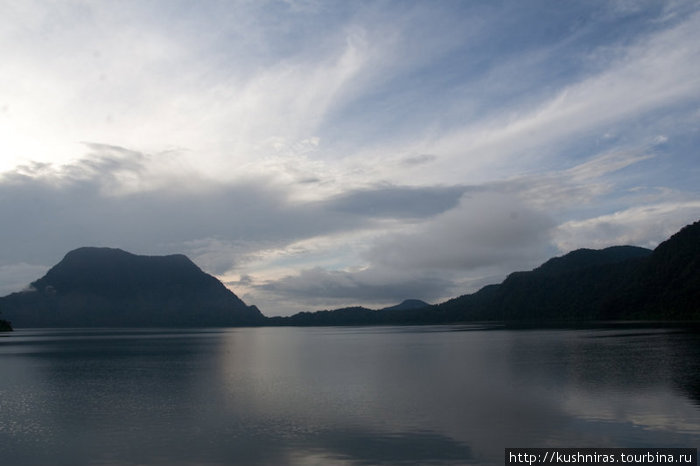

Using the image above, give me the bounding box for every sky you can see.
[1,0,700,316]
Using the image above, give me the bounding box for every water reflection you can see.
[502,329,700,447]
[0,327,699,465]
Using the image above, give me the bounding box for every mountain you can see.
[432,221,700,323]
[623,220,700,319]
[433,245,653,322]
[267,306,378,326]
[0,247,265,327]
[270,219,700,325]
[2,220,699,328]
[380,299,430,311]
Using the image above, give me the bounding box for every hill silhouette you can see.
[381,299,430,311]
[270,219,700,325]
[433,245,653,322]
[0,247,264,327]
[265,299,433,326]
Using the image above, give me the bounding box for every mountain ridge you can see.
[1,220,699,328]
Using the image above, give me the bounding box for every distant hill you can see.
[266,300,431,326]
[380,299,430,311]
[0,247,265,327]
[267,306,377,326]
[270,219,700,325]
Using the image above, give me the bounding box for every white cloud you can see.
[489,140,663,212]
[368,191,555,271]
[554,201,700,251]
[0,1,379,183]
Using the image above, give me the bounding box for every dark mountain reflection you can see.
[667,331,700,405]
[504,328,700,404]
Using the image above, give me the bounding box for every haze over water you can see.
[1,326,699,465]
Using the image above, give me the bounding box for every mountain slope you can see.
[435,222,700,322]
[628,220,700,319]
[0,247,264,327]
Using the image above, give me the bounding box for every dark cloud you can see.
[399,154,437,166]
[0,149,473,283]
[0,158,333,266]
[322,184,470,218]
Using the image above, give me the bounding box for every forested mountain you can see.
[433,245,653,322]
[0,247,265,327]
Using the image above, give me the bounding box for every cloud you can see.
[322,184,469,219]
[488,140,663,212]
[0,0,374,177]
[0,148,473,292]
[2,2,698,193]
[398,154,437,167]
[554,201,700,251]
[0,152,292,266]
[366,9,700,186]
[368,191,555,271]
[0,263,50,297]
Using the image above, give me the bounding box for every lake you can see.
[1,325,699,465]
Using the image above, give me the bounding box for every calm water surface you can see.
[1,326,699,465]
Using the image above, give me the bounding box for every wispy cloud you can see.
[378,10,700,186]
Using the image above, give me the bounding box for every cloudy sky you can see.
[1,0,699,316]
